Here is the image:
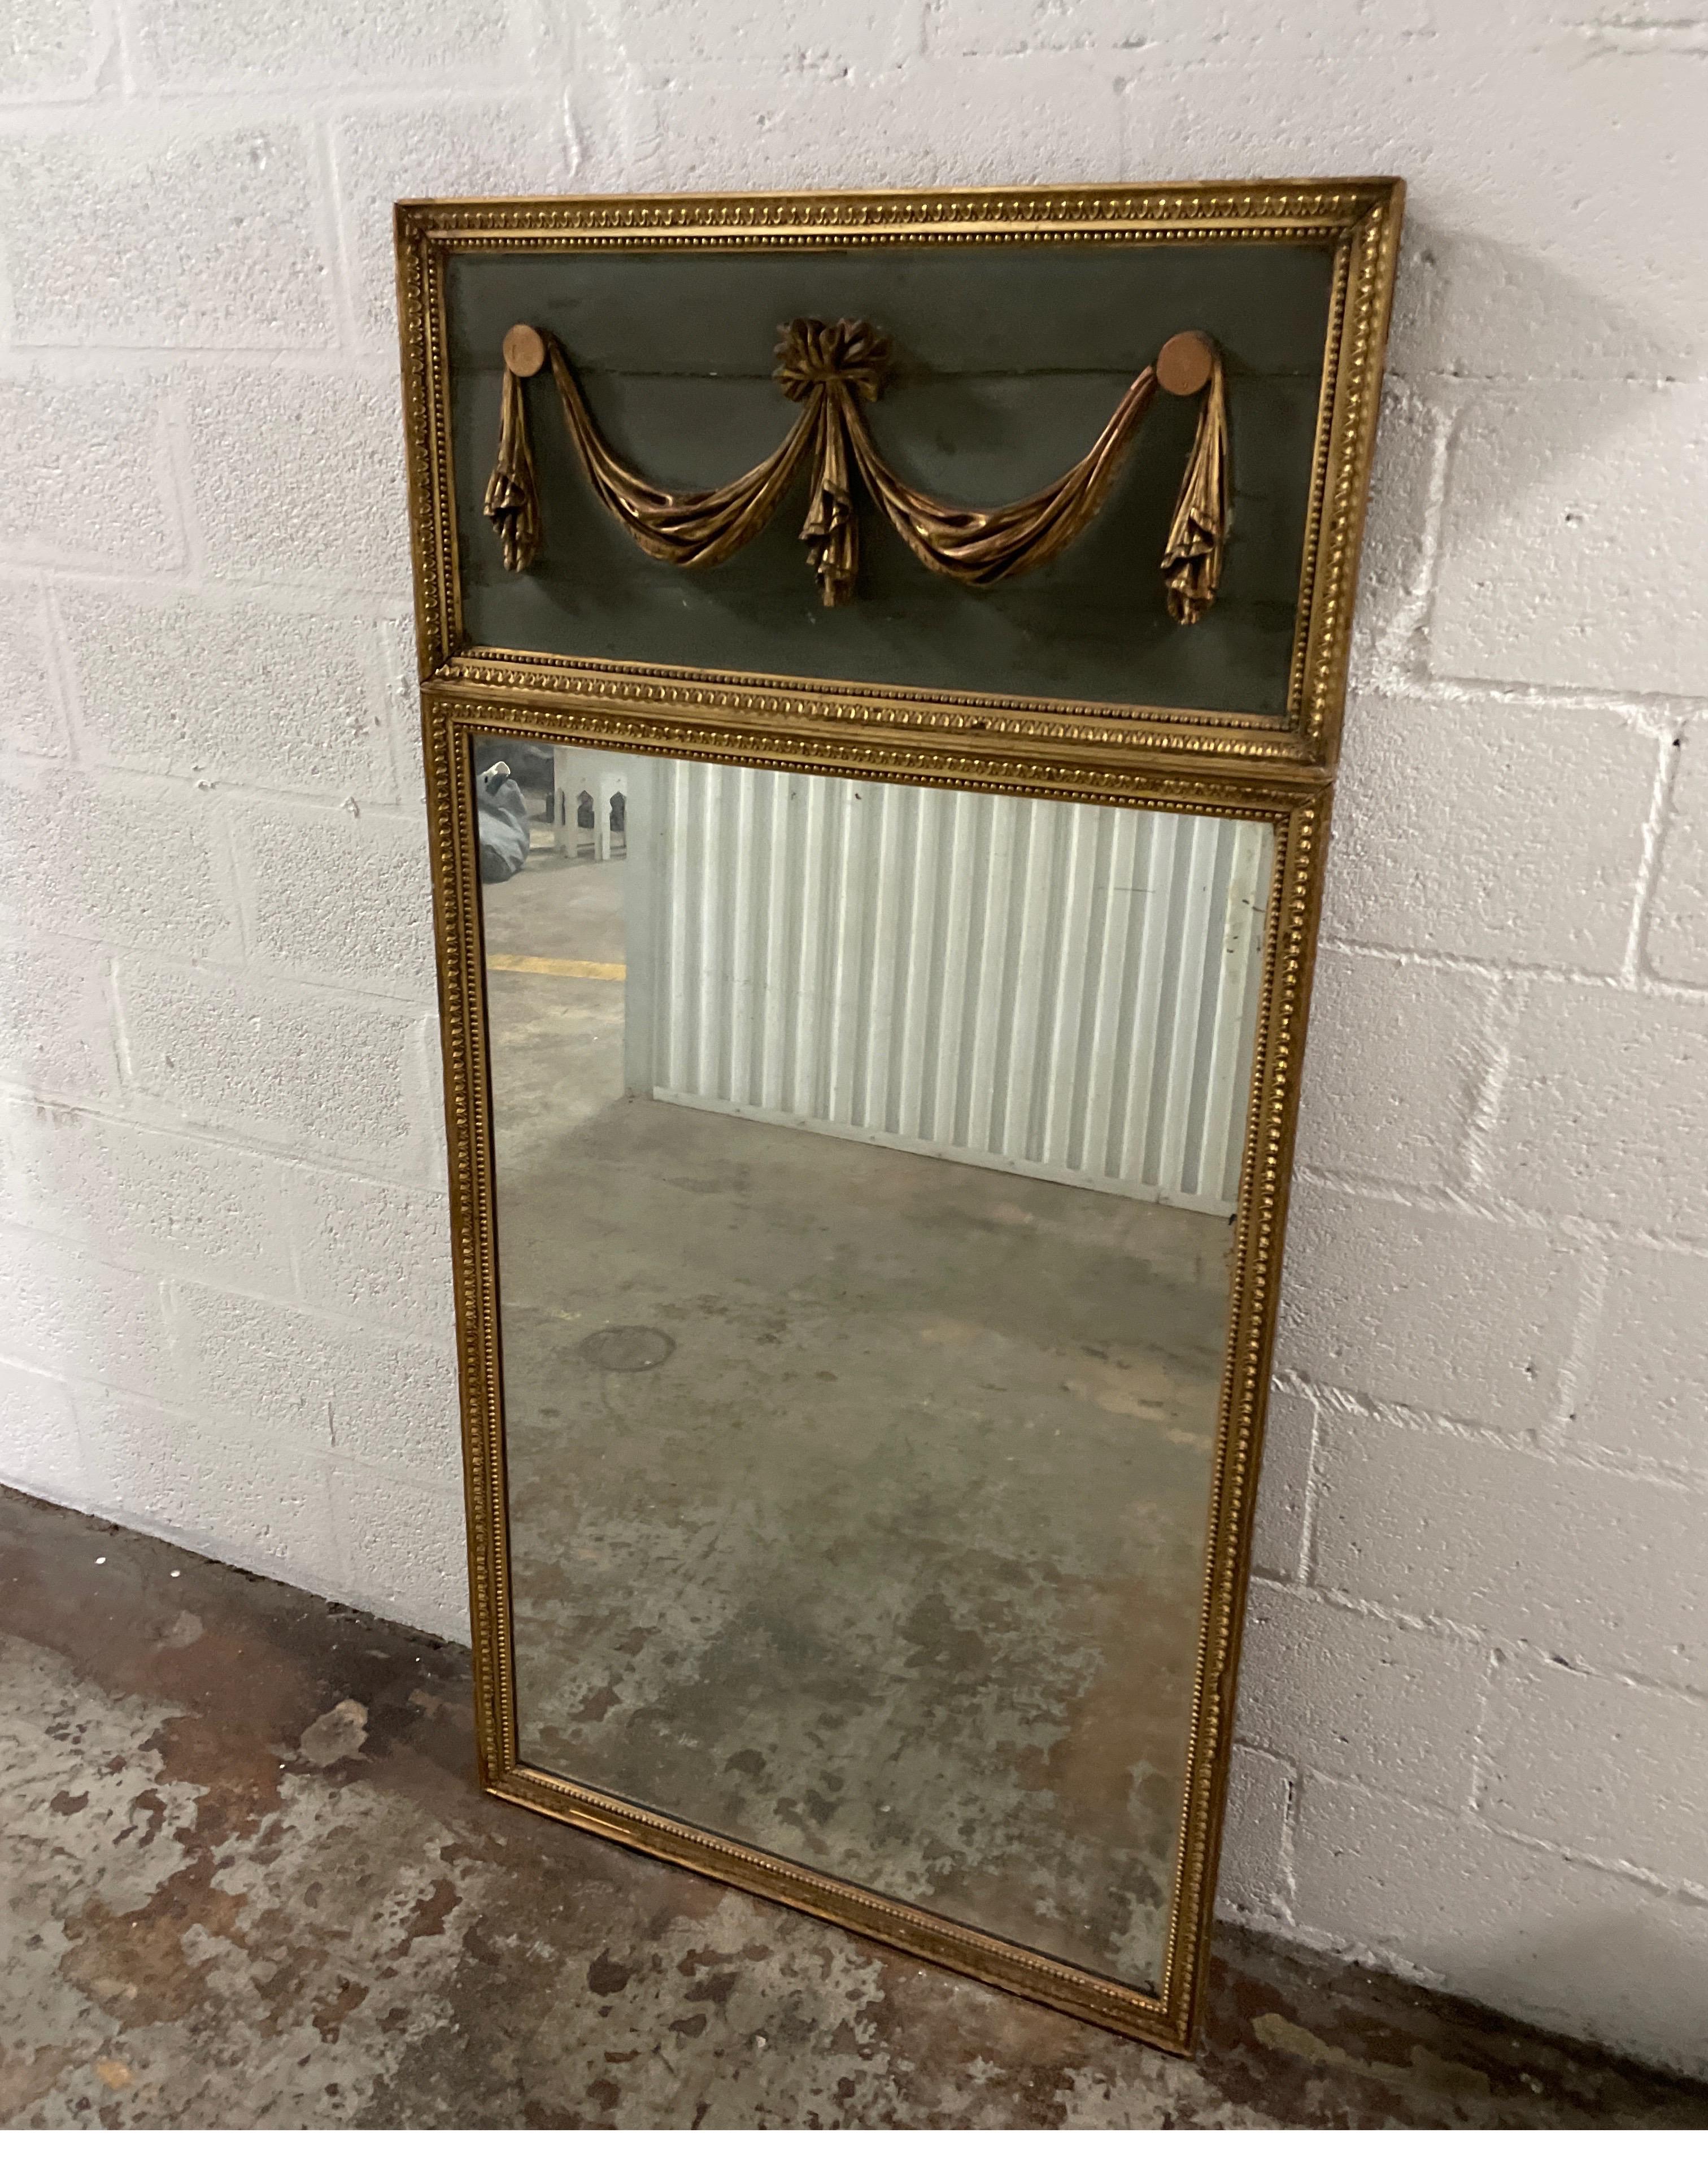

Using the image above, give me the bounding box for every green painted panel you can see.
[447,243,1335,715]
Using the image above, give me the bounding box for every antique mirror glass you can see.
[399,182,1402,2050]
[479,743,1272,1997]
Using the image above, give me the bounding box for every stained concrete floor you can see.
[482,828,1231,1993]
[5,1486,1707,2130]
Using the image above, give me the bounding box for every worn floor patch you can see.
[3,1487,1706,2130]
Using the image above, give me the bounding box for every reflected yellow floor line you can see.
[486,955,626,981]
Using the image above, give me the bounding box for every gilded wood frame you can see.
[396,182,1402,2056]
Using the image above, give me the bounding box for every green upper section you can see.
[446,242,1335,716]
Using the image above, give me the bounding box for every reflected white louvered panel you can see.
[625,760,1273,1216]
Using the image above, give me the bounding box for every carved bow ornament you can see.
[485,318,1230,623]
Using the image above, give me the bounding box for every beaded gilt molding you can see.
[396,181,1402,2060]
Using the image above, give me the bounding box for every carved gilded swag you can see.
[484,317,1231,623]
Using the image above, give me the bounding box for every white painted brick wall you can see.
[0,0,1703,2082]
[62,590,395,796]
[0,374,182,569]
[0,121,339,347]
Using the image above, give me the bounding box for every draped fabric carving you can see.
[484,317,1231,622]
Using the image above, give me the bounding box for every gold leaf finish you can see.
[1162,351,1231,625]
[483,315,1230,618]
[395,179,1404,2059]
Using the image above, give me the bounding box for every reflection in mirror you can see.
[477,739,1274,1995]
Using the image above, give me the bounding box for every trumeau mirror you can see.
[396,181,1403,2053]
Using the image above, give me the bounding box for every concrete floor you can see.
[482,829,1232,1994]
[5,1486,1707,2130]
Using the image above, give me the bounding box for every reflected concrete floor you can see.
[5,1486,1705,2131]
[485,844,1235,1992]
